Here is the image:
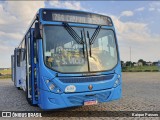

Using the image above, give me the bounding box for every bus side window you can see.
[22,39,26,61]
[34,40,37,64]
[27,33,31,65]
[23,48,26,61]
[17,50,20,67]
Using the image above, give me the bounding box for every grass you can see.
[0,69,11,79]
[0,69,11,74]
[122,66,159,72]
[0,75,11,79]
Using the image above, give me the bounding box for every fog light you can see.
[57,89,60,93]
[49,84,55,91]
[46,80,50,83]
[113,79,120,88]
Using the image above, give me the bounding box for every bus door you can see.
[26,28,38,105]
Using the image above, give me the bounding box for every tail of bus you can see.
[11,48,25,90]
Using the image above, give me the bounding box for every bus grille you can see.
[59,75,114,83]
[68,91,111,105]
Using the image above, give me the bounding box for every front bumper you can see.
[38,84,122,110]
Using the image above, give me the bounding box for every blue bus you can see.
[11,8,122,110]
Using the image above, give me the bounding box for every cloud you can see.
[3,1,45,21]
[96,11,160,62]
[0,1,45,45]
[149,2,160,12]
[112,15,149,42]
[120,11,134,17]
[0,1,160,67]
[0,1,45,33]
[110,12,160,43]
[135,7,145,12]
[0,1,85,67]
[149,7,155,11]
[95,9,160,62]
[48,1,84,10]
[110,15,160,62]
[0,1,45,67]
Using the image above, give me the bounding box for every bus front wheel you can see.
[17,87,21,90]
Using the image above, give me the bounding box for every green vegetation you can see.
[0,69,11,79]
[121,58,160,72]
[0,69,11,74]
[122,66,159,72]
[0,75,11,79]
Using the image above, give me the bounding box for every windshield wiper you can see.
[87,25,101,57]
[63,22,85,57]
[81,30,85,58]
[63,22,84,44]
[90,25,101,44]
[87,31,92,57]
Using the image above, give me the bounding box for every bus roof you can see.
[18,8,113,48]
[38,8,111,18]
[38,8,113,26]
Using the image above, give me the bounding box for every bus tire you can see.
[17,87,21,90]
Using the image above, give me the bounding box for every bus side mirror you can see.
[34,22,41,39]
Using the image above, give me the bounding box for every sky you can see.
[0,1,160,68]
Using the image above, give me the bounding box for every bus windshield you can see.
[43,25,118,73]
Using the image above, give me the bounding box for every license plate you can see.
[84,100,98,106]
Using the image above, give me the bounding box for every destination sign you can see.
[42,9,112,26]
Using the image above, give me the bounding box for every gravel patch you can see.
[0,72,160,119]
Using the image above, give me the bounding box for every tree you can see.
[121,61,124,67]
[126,61,132,67]
[138,59,146,66]
[132,62,136,65]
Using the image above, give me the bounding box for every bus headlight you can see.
[45,78,62,93]
[56,89,61,93]
[49,83,55,91]
[113,79,120,88]
[118,74,121,78]
[46,80,50,84]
